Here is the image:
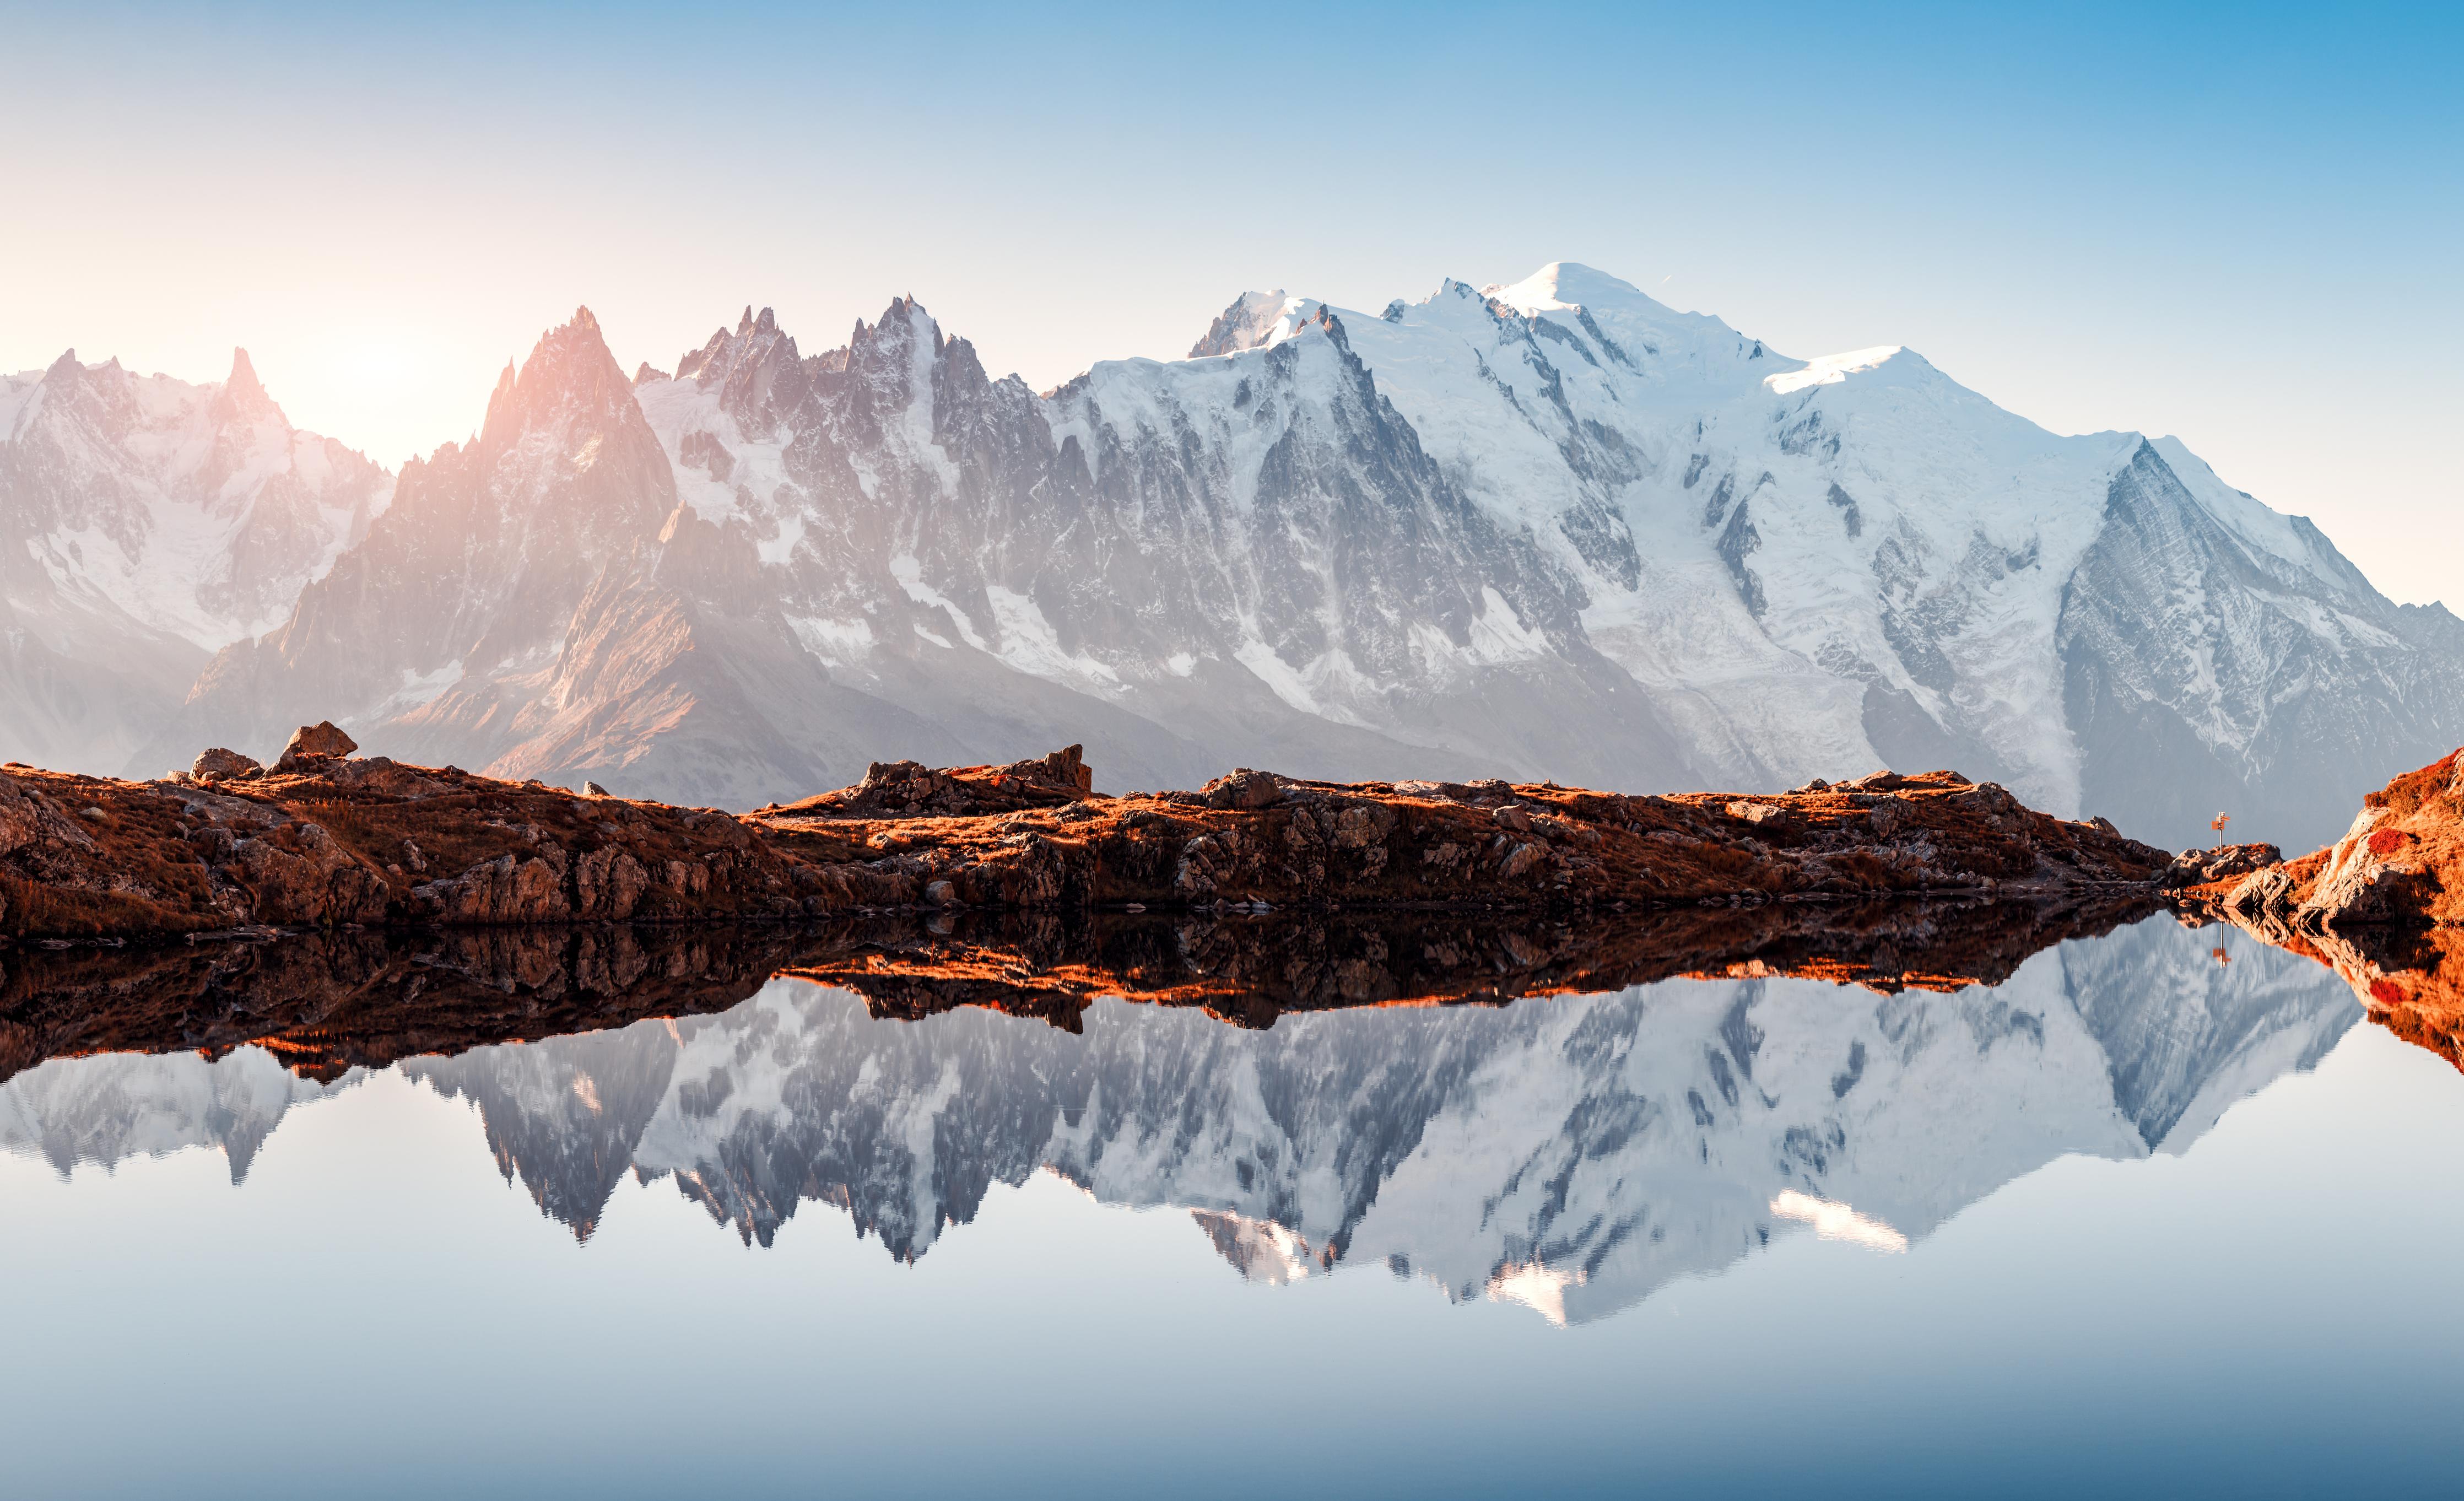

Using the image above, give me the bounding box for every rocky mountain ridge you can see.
[0,348,389,773]
[15,264,2460,850]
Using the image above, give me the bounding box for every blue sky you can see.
[5,1,2457,601]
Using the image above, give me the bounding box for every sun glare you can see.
[334,341,416,382]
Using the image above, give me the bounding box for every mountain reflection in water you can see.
[0,904,2358,1325]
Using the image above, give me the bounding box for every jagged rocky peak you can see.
[668,304,809,442]
[212,347,276,422]
[0,331,393,736]
[479,305,639,445]
[127,299,682,777]
[679,304,795,381]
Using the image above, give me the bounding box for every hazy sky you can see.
[5,1,2456,603]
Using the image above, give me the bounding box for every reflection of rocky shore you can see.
[0,925,802,1084]
[1,910,2355,1325]
[802,892,2165,1032]
[0,895,2162,1083]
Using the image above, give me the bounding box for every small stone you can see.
[78,806,108,823]
[923,879,958,906]
[583,781,611,796]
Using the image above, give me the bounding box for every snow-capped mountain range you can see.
[0,349,388,773]
[10,263,2460,847]
[0,916,2354,1324]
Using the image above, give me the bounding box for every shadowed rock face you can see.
[0,924,801,1086]
[0,908,2355,1324]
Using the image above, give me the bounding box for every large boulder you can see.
[276,721,358,771]
[1015,744,1094,795]
[783,744,1099,820]
[1203,769,1286,810]
[191,747,262,781]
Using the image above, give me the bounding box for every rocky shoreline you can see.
[7,726,2462,1079]
[0,727,2181,945]
[2179,748,2464,1069]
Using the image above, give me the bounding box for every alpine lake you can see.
[3,904,2456,1499]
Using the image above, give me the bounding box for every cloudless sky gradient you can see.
[4,1,2457,602]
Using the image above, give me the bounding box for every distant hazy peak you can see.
[211,346,279,425]
[478,305,635,447]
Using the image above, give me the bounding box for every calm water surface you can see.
[2,913,2456,1498]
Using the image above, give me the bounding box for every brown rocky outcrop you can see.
[0,744,2173,944]
[2184,748,2463,936]
[2185,747,2464,1069]
[0,767,98,862]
